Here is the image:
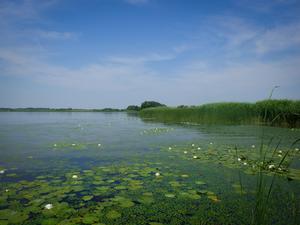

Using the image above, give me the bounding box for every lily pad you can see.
[82,214,99,224]
[106,210,121,219]
[165,193,176,198]
[82,195,93,201]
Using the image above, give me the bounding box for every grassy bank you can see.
[139,99,300,127]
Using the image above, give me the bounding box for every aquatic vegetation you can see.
[52,142,88,151]
[159,143,300,180]
[82,214,99,224]
[106,210,121,219]
[0,209,29,224]
[1,112,299,225]
[82,195,93,201]
[195,181,206,185]
[140,99,300,127]
[140,127,174,136]
[165,193,175,198]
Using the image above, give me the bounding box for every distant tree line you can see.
[0,101,167,112]
[126,101,166,111]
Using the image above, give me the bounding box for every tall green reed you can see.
[251,87,299,225]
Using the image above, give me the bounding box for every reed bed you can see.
[139,99,300,127]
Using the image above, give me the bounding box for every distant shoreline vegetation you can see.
[1,99,299,127]
[139,100,300,128]
[0,108,125,112]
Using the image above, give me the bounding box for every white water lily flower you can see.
[54,144,57,147]
[197,147,201,150]
[193,156,198,159]
[72,144,76,146]
[243,162,247,165]
[237,158,241,161]
[191,144,195,147]
[0,170,5,174]
[295,148,299,151]
[98,144,101,147]
[155,172,160,177]
[268,165,275,169]
[210,142,213,145]
[168,147,172,150]
[183,151,188,154]
[278,154,282,158]
[72,175,78,179]
[45,204,53,210]
[278,150,282,154]
[5,189,9,192]
[251,145,255,148]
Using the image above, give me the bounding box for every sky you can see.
[0,0,300,108]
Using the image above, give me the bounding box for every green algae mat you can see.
[0,112,299,225]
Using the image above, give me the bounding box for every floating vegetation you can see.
[140,127,174,135]
[52,142,87,151]
[165,193,176,198]
[106,210,121,219]
[82,195,93,201]
[160,143,300,181]
[0,112,299,225]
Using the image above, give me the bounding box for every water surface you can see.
[0,112,299,225]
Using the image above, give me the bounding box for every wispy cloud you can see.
[234,0,299,13]
[1,43,299,107]
[35,30,77,40]
[255,22,300,54]
[108,53,177,65]
[124,0,149,5]
[0,1,299,107]
[195,15,300,58]
[0,0,58,21]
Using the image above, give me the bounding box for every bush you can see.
[126,105,141,111]
[140,101,166,109]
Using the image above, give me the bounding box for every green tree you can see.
[141,101,166,109]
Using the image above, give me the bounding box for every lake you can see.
[0,112,299,225]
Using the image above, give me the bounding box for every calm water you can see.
[0,112,299,225]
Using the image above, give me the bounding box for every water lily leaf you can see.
[195,180,206,185]
[106,210,121,219]
[165,193,176,198]
[138,196,154,204]
[0,209,29,224]
[82,195,93,201]
[82,213,99,224]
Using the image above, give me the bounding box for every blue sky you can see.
[0,0,300,108]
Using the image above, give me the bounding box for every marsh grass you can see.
[251,138,300,225]
[249,88,299,224]
[140,99,300,127]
